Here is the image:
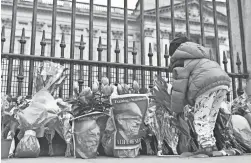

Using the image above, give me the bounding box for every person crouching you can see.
[167,36,231,157]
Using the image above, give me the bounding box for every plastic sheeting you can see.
[231,115,251,152]
[15,130,40,158]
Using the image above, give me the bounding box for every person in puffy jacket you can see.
[167,36,231,156]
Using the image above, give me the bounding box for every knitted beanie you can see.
[169,36,190,56]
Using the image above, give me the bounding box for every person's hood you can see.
[170,42,214,67]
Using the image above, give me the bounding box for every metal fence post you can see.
[115,39,120,84]
[78,34,85,92]
[17,28,26,96]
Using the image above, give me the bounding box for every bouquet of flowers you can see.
[145,75,195,156]
[69,77,113,159]
[101,80,150,158]
[214,104,244,155]
[1,94,20,158]
[14,61,68,158]
[1,95,18,140]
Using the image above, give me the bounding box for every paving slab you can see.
[2,155,251,163]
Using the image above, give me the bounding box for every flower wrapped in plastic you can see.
[53,98,73,157]
[15,61,68,158]
[15,98,49,157]
[231,115,251,153]
[68,77,113,159]
[146,75,195,156]
[102,94,149,158]
[1,94,16,139]
[213,103,245,156]
[231,92,251,127]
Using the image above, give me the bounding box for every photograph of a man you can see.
[114,102,143,143]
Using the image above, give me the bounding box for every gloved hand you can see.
[167,83,173,95]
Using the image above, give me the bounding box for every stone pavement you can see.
[2,155,251,163]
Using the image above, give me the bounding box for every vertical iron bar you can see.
[107,0,111,81]
[124,0,128,84]
[148,43,153,66]
[140,0,145,88]
[115,39,120,84]
[124,0,128,63]
[27,0,38,97]
[78,34,85,92]
[213,0,220,64]
[17,28,26,96]
[69,0,76,97]
[89,0,94,87]
[164,44,169,79]
[236,53,244,96]
[132,41,137,81]
[40,30,46,56]
[9,0,17,53]
[148,43,153,88]
[237,0,248,74]
[185,0,190,39]
[1,26,6,53]
[97,36,103,82]
[226,0,236,99]
[199,0,205,46]
[59,32,66,98]
[170,0,175,40]
[51,0,57,57]
[19,28,26,56]
[155,0,161,70]
[60,33,66,59]
[223,51,230,101]
[6,0,18,95]
[223,51,228,73]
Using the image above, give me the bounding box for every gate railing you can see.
[1,0,249,101]
[1,27,170,98]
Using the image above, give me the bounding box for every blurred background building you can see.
[1,0,230,68]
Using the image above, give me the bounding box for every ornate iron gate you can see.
[1,0,249,100]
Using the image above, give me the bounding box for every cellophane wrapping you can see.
[231,115,251,152]
[15,130,40,158]
[51,98,73,157]
[15,99,48,158]
[15,61,67,158]
[147,76,194,155]
[231,92,251,128]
